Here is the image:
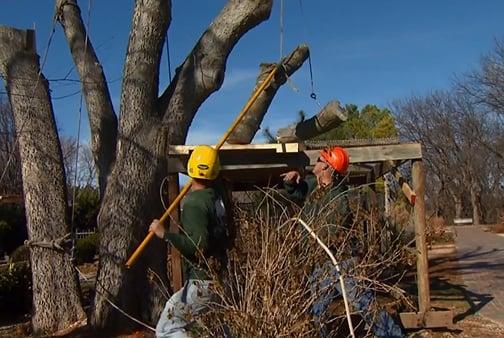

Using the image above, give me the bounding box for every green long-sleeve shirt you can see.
[284,174,353,243]
[164,187,228,280]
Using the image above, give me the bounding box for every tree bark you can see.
[58,0,274,330]
[91,0,171,329]
[55,0,118,197]
[159,0,273,144]
[226,44,309,144]
[276,100,348,142]
[0,26,85,335]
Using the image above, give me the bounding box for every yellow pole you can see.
[125,65,279,268]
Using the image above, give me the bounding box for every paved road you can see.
[454,225,504,325]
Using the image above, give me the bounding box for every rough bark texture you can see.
[55,0,118,197]
[226,44,309,144]
[91,0,171,329]
[276,100,348,142]
[0,26,85,334]
[159,0,273,144]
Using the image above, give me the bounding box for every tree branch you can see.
[158,0,273,144]
[56,0,118,196]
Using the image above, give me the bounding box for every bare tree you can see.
[2,0,345,331]
[0,96,22,194]
[459,38,504,116]
[60,137,97,189]
[0,28,85,334]
[393,90,503,224]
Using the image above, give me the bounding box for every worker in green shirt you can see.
[149,145,228,338]
[282,147,404,338]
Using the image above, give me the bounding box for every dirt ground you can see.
[410,252,504,338]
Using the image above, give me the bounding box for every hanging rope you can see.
[70,0,92,261]
[297,0,321,107]
[165,32,172,81]
[279,0,285,60]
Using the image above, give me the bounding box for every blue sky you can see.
[1,0,503,145]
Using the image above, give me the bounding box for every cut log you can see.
[276,100,348,142]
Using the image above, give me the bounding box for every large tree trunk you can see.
[55,0,118,197]
[0,27,85,335]
[91,0,171,329]
[226,45,309,144]
[92,0,274,328]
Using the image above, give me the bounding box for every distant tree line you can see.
[0,97,99,257]
[393,39,504,224]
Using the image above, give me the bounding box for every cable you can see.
[279,0,285,60]
[70,0,92,261]
[0,15,59,189]
[297,0,321,108]
[165,32,172,81]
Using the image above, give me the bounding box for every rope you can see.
[165,32,172,81]
[94,278,156,332]
[297,0,321,107]
[279,0,285,60]
[24,233,72,252]
[70,0,92,261]
[307,51,321,107]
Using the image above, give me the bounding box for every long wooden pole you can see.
[412,159,431,313]
[125,65,279,268]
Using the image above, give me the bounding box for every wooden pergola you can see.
[167,138,453,329]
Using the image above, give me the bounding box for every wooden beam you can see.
[399,310,453,329]
[304,143,422,164]
[0,195,23,204]
[167,175,183,291]
[168,142,299,155]
[412,159,431,313]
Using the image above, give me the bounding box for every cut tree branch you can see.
[276,100,349,142]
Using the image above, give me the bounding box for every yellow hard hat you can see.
[187,145,220,180]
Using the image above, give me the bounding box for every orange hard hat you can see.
[320,146,350,175]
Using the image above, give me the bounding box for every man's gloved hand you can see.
[280,171,302,184]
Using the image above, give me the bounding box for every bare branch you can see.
[56,0,118,196]
[159,0,273,144]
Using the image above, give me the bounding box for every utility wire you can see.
[165,32,172,81]
[70,0,92,261]
[0,15,59,189]
[279,0,285,60]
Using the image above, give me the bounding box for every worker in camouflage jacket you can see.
[150,145,229,338]
[282,146,405,338]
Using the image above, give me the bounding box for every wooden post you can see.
[167,174,183,291]
[412,159,430,313]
